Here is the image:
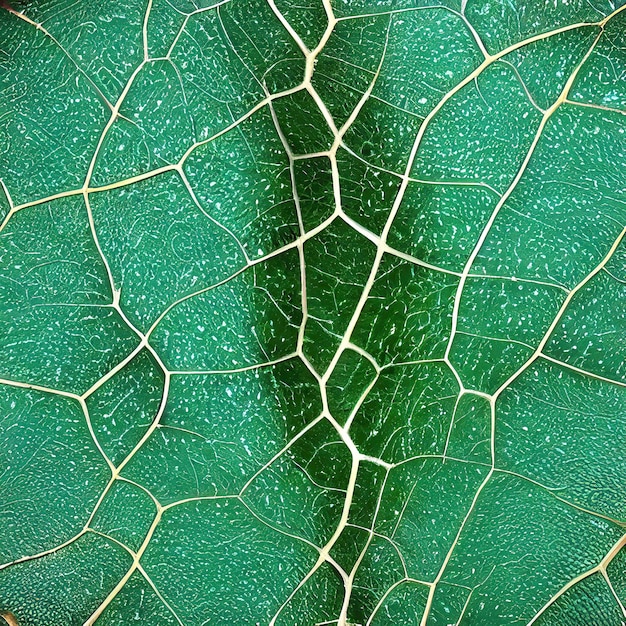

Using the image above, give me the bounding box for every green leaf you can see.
[1,1,625,625]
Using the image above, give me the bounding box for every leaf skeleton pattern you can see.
[0,0,625,625]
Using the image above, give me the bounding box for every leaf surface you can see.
[1,1,625,625]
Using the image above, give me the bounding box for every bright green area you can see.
[1,1,625,625]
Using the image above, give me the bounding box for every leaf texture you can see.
[0,1,625,624]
